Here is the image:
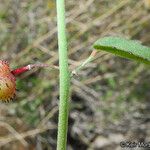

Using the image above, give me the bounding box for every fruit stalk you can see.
[11,64,49,76]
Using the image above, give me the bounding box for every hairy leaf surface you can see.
[93,36,150,64]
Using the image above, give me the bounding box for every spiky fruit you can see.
[0,60,16,102]
[0,60,51,102]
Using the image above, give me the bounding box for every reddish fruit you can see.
[0,60,50,102]
[0,60,16,102]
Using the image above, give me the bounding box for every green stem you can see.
[72,50,97,76]
[56,0,70,150]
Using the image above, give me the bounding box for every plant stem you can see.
[72,50,97,76]
[11,64,58,76]
[56,0,70,150]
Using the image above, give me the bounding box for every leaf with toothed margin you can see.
[93,36,150,65]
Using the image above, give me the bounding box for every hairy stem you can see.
[56,0,70,150]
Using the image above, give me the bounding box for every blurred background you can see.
[0,0,150,149]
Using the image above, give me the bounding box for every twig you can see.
[0,125,56,147]
[0,121,28,146]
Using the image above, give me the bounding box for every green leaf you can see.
[93,36,150,65]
